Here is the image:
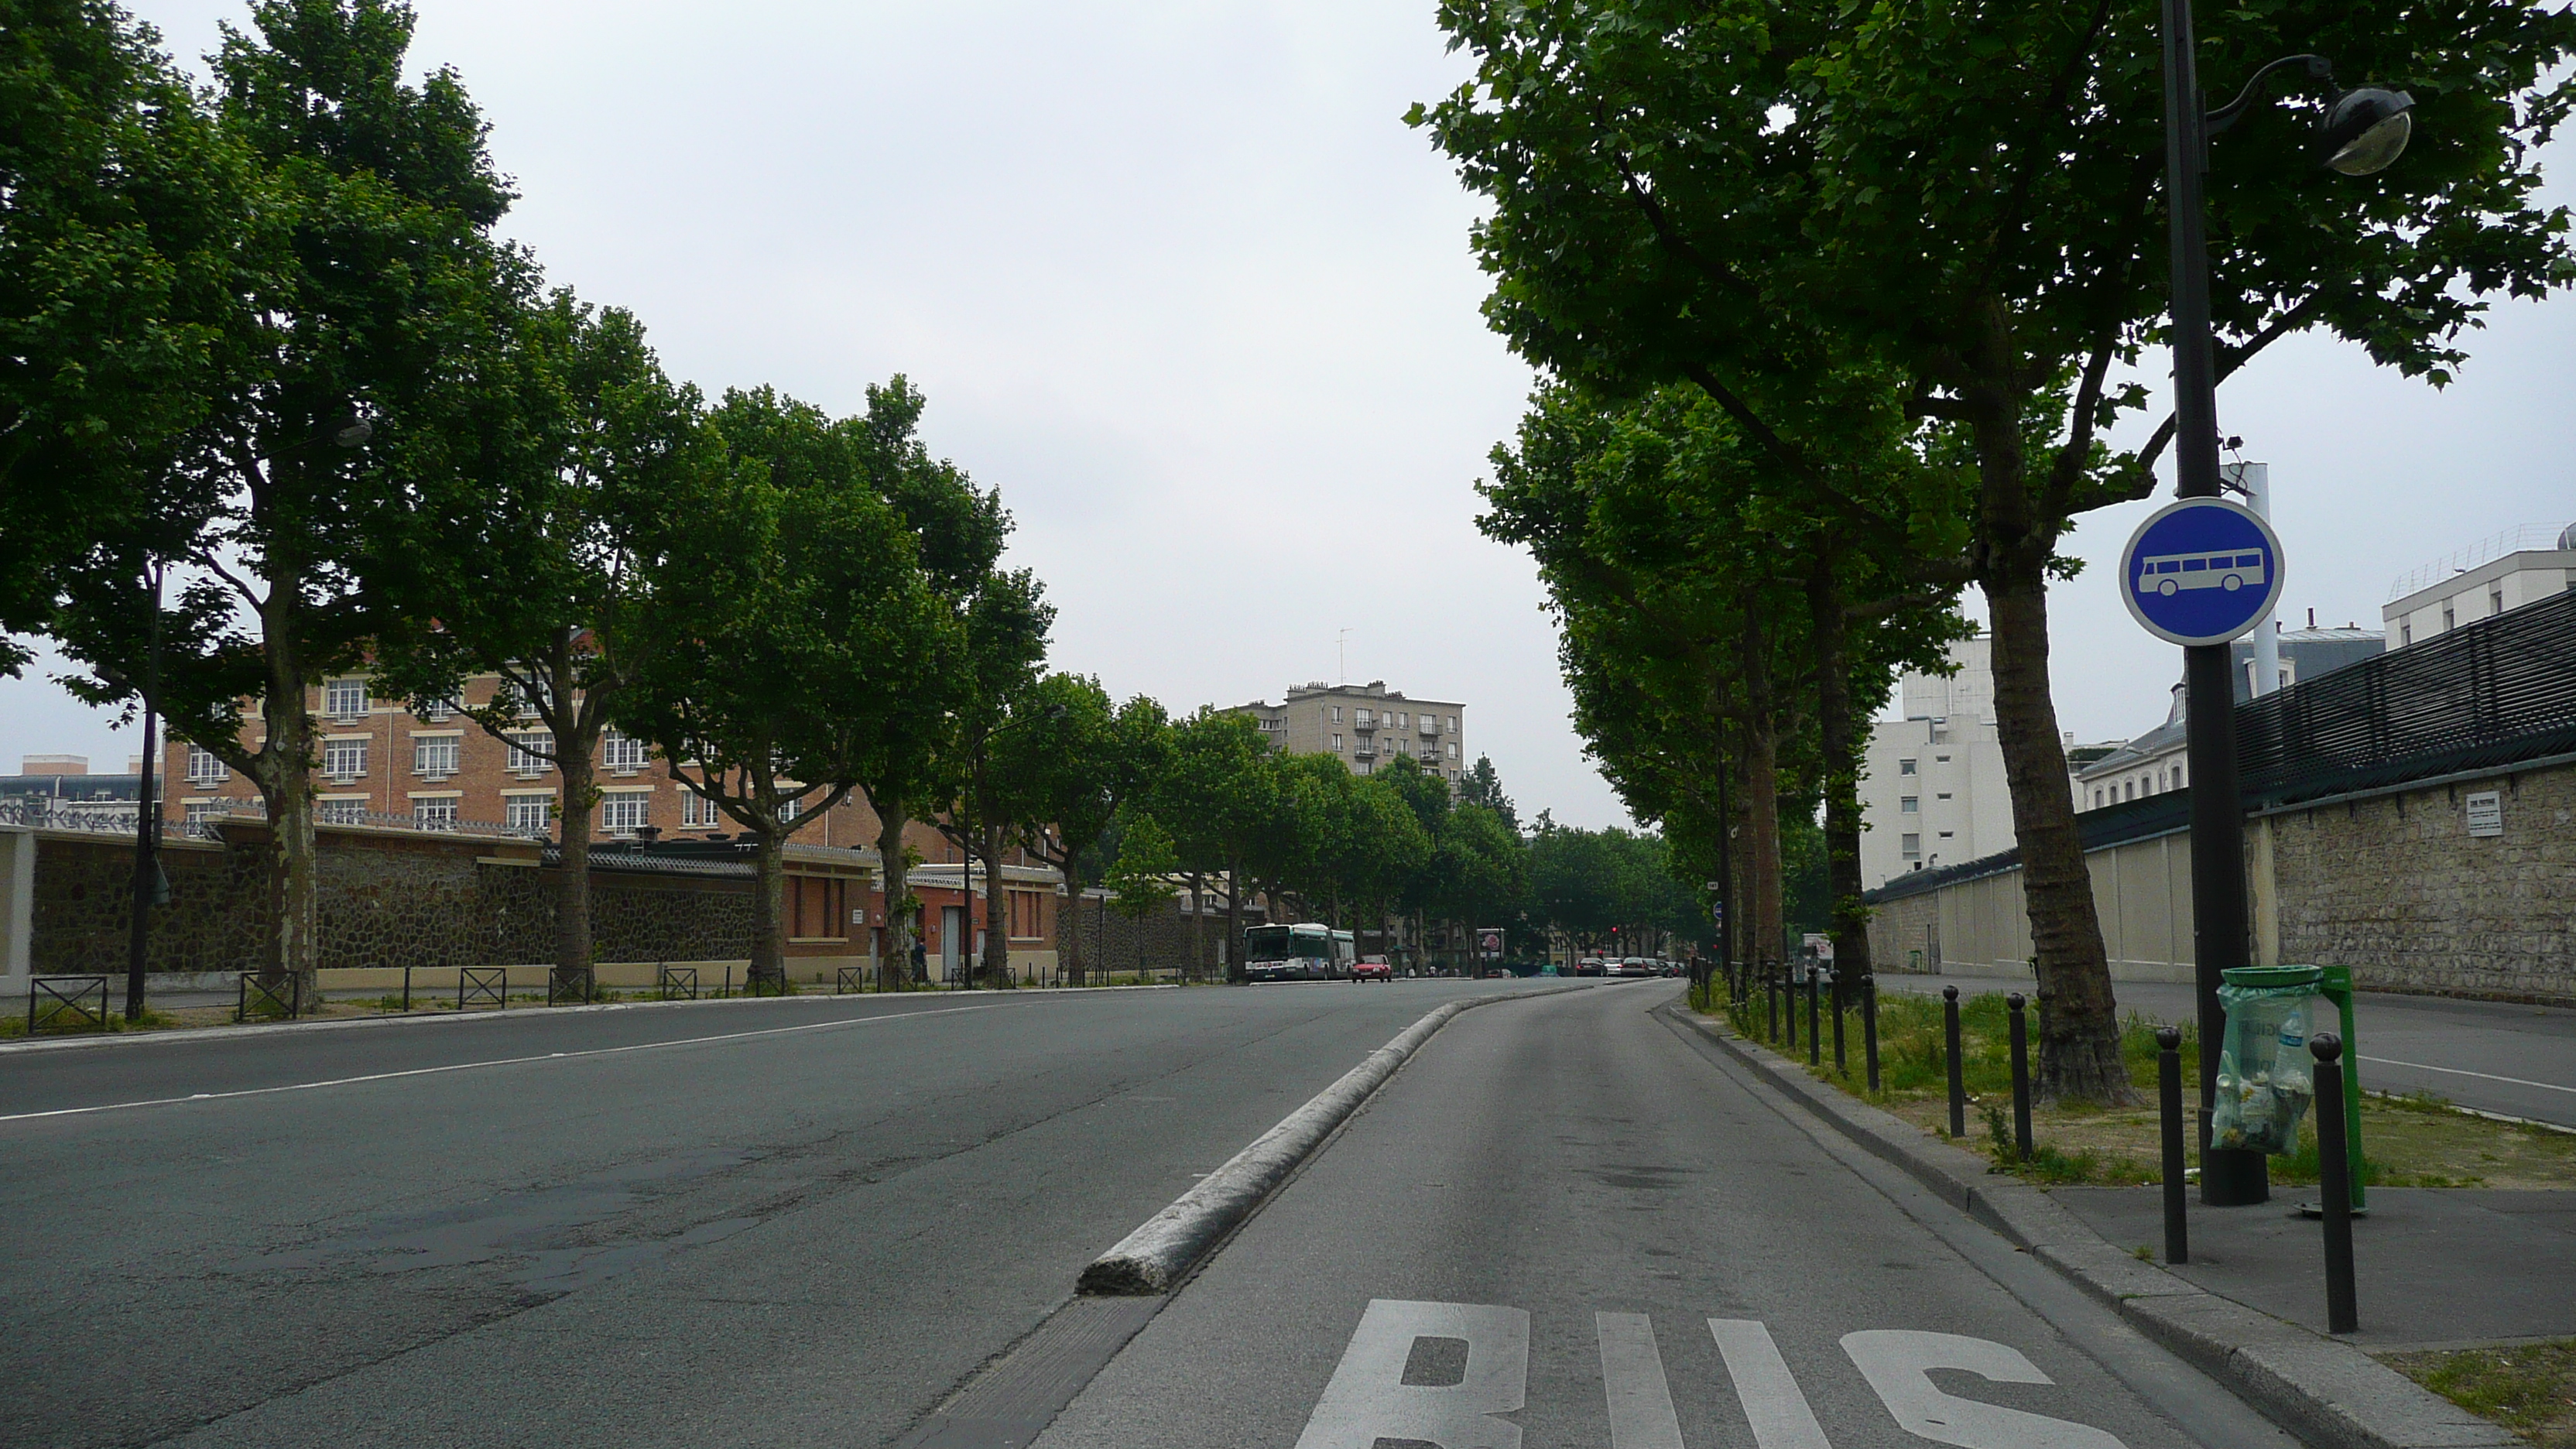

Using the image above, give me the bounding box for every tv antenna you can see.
[1338,628,1351,685]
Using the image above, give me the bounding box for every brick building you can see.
[157,670,1062,981]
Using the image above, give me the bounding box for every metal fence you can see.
[2237,586,2576,809]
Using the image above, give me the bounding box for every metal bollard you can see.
[401,964,411,1014]
[1831,969,1847,1077]
[1862,973,1880,1093]
[2311,1033,2359,1333]
[2007,992,2033,1160]
[1806,968,1821,1067]
[1768,962,1781,1044]
[1944,985,1965,1138]
[2158,1026,2188,1264]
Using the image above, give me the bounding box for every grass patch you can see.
[0,1005,183,1039]
[1699,982,2576,1188]
[2382,1340,2576,1448]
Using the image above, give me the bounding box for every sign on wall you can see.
[2465,790,2505,838]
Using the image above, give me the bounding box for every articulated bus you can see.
[2133,548,2266,596]
[1242,922,1357,981]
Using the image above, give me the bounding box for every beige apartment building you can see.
[1234,680,1468,783]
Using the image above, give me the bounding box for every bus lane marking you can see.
[1842,1328,2127,1449]
[1597,1312,1685,1449]
[1293,1299,1530,1449]
[1708,1317,1831,1449]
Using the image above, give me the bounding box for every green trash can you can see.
[2212,964,2329,1156]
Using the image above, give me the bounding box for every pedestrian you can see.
[910,936,928,985]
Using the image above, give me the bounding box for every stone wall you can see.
[2265,762,2575,1002]
[27,821,757,977]
[1064,892,1258,980]
[1865,756,2575,1004]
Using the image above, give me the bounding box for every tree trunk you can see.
[981,820,1009,985]
[1186,869,1207,983]
[873,800,912,990]
[749,827,786,988]
[553,653,595,999]
[1224,853,1246,984]
[1807,555,1873,1009]
[256,592,319,1001]
[1985,574,2133,1102]
[1059,854,1085,986]
[1740,715,1784,977]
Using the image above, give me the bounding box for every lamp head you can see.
[2321,87,2414,175]
[328,414,375,448]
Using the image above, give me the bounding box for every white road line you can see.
[0,1002,1006,1125]
[1596,1313,1684,1449]
[2358,1055,2576,1095]
[1708,1318,1830,1449]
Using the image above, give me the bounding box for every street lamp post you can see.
[2156,5,2410,1205]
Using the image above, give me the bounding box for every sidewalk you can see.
[2054,1187,2576,1350]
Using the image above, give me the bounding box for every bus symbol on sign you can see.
[2135,548,2267,597]
[2119,496,2286,646]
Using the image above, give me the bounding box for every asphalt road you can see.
[1879,970,2576,1127]
[0,978,1543,1449]
[1035,983,2299,1449]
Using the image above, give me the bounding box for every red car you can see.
[1353,954,1394,982]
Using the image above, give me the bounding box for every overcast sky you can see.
[5,2,2570,827]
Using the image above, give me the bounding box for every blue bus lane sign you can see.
[2119,495,2287,646]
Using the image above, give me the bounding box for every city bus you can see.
[1242,923,1355,981]
[2133,548,2266,596]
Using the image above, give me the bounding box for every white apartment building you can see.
[2382,522,2576,649]
[1859,637,2019,889]
[1233,680,1468,783]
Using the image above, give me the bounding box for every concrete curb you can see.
[1667,1005,2523,1449]
[1076,981,1601,1296]
[0,983,1182,1058]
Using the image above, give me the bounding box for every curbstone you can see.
[1667,1005,2521,1449]
[1077,981,1598,1296]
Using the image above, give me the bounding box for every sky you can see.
[5,2,2571,826]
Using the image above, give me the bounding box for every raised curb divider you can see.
[1077,981,1600,1296]
[1667,1004,2521,1449]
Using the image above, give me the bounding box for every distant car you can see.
[1575,957,1607,977]
[1617,957,1653,977]
[1354,954,1393,982]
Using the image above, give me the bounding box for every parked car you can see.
[1574,957,1607,977]
[1353,954,1394,982]
[1616,957,1653,977]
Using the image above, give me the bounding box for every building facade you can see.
[1233,680,1468,783]
[1859,638,2019,889]
[2071,627,2382,814]
[153,669,1064,981]
[2382,522,2576,649]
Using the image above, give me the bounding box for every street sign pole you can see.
[2159,0,2272,1205]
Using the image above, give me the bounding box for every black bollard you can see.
[1831,969,1847,1076]
[1783,962,1797,1050]
[2007,992,2033,1161]
[2311,1033,2358,1333]
[1806,968,1821,1067]
[1862,973,1880,1093]
[1944,985,1965,1138]
[2158,1026,2188,1264]
[1767,962,1780,1043]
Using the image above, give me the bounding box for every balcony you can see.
[1352,717,1376,732]
[1351,746,1377,761]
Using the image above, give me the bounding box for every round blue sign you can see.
[2119,496,2286,646]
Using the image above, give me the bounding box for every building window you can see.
[506,731,553,773]
[601,729,649,772]
[1331,706,1342,723]
[183,800,225,825]
[1898,758,1917,776]
[185,745,229,785]
[324,677,368,718]
[1356,708,1374,727]
[601,791,650,833]
[322,738,367,779]
[1936,792,1952,800]
[2093,789,2104,809]
[1937,830,1954,839]
[682,791,718,827]
[318,797,366,824]
[778,796,802,823]
[2400,620,2412,646]
[1900,833,1922,858]
[413,797,459,831]
[1331,733,1343,750]
[2174,763,2184,788]
[419,695,457,722]
[1009,889,1045,940]
[414,736,459,776]
[1446,741,1458,759]
[2443,601,2455,631]
[505,794,553,834]
[1899,796,1919,814]
[1935,755,1951,763]
[1447,715,1458,731]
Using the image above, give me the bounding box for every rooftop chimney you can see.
[19,755,86,776]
